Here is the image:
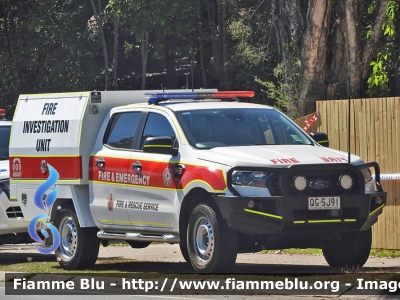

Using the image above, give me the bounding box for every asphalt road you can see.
[0,243,399,300]
[1,243,399,273]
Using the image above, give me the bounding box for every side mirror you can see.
[143,136,178,156]
[310,132,329,147]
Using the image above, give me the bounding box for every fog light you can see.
[374,196,383,205]
[293,176,307,191]
[339,174,353,190]
[247,200,255,209]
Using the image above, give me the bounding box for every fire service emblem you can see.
[107,194,115,211]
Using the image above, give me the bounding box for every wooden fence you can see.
[295,97,400,249]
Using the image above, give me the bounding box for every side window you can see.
[105,112,141,149]
[140,113,176,149]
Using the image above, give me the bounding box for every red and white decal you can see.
[89,156,227,191]
[303,111,319,131]
[320,157,348,163]
[270,158,300,164]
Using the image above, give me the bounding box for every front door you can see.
[127,112,179,230]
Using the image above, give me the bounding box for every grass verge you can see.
[262,248,400,258]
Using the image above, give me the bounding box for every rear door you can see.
[90,111,143,229]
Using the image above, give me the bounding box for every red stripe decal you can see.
[10,156,82,179]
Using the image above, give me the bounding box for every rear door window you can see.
[104,112,141,149]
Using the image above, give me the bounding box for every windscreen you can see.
[0,125,11,160]
[175,108,314,149]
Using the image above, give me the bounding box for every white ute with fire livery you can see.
[9,90,387,273]
[1,108,35,244]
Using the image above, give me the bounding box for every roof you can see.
[115,100,274,113]
[159,100,273,112]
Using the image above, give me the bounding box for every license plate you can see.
[308,197,340,210]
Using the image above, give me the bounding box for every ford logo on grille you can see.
[309,180,329,190]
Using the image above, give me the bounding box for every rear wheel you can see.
[322,228,372,269]
[54,205,100,269]
[187,202,238,273]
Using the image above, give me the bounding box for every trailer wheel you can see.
[187,202,238,273]
[322,228,372,269]
[54,205,100,269]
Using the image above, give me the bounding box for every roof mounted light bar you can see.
[145,91,255,104]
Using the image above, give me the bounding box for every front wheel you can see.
[187,202,238,273]
[322,228,372,269]
[179,242,190,263]
[54,205,100,269]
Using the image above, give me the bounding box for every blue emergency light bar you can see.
[145,91,255,104]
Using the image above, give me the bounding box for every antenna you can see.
[347,71,351,163]
[161,84,165,92]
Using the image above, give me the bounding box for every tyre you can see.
[179,242,190,263]
[54,205,100,269]
[322,228,372,269]
[187,202,238,273]
[126,241,151,248]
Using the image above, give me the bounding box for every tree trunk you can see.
[299,0,327,115]
[198,1,208,87]
[205,0,220,82]
[165,36,178,89]
[315,0,333,98]
[273,0,304,111]
[330,1,348,99]
[140,31,149,90]
[112,14,120,90]
[90,0,109,90]
[286,0,305,50]
[361,0,389,80]
[345,0,361,97]
[199,33,208,87]
[220,0,228,88]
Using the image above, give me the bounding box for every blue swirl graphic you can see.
[33,165,59,210]
[28,164,61,254]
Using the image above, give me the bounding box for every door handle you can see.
[95,157,105,168]
[131,161,142,171]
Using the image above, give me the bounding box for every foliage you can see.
[1,0,400,116]
[255,62,301,119]
[367,0,399,96]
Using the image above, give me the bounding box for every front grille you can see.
[286,170,361,196]
[265,166,363,197]
[266,173,282,196]
[293,208,359,220]
[257,200,279,216]
[6,206,24,218]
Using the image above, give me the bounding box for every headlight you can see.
[361,168,372,182]
[0,178,9,190]
[231,171,271,187]
[293,176,307,191]
[360,167,375,193]
[0,178,10,198]
[339,174,353,190]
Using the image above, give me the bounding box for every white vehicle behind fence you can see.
[0,108,35,244]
